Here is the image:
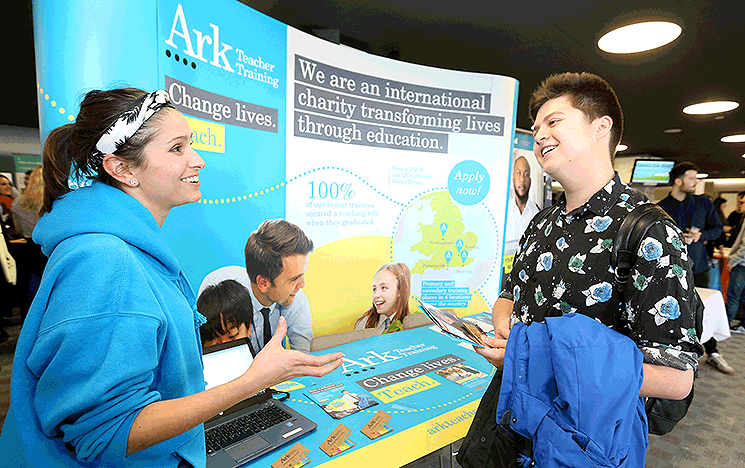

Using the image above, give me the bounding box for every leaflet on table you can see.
[434,362,490,390]
[418,300,490,348]
[305,383,379,419]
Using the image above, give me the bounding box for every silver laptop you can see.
[203,338,317,467]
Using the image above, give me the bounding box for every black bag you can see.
[611,203,703,436]
[456,369,532,468]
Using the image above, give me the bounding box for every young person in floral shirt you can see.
[477,72,702,401]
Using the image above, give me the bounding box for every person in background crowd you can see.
[657,162,731,374]
[0,176,17,234]
[725,191,745,248]
[356,262,411,333]
[1,174,21,323]
[198,279,254,347]
[0,175,14,212]
[0,88,343,468]
[707,196,728,290]
[0,195,16,343]
[23,169,32,192]
[725,217,745,334]
[11,166,43,239]
[11,166,47,317]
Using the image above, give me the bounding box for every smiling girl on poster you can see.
[355,262,411,333]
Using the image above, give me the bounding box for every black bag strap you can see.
[610,203,676,335]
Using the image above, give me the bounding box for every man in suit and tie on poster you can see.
[199,219,315,352]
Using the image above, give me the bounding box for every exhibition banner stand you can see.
[33,0,518,333]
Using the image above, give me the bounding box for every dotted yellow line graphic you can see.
[37,83,76,122]
[198,182,285,204]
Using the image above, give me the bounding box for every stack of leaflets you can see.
[417,299,490,348]
[462,314,494,334]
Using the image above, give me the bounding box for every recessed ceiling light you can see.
[663,128,683,134]
[683,101,739,115]
[696,173,708,179]
[722,134,745,143]
[616,144,628,151]
[598,21,682,54]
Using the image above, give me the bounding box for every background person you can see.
[11,166,43,239]
[707,196,728,290]
[11,165,47,317]
[0,174,14,212]
[725,191,745,247]
[0,88,343,468]
[355,262,411,333]
[724,220,745,335]
[0,199,16,343]
[657,162,731,374]
[197,279,254,347]
[23,169,32,191]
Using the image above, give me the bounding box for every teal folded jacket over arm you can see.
[496,313,648,468]
[0,182,207,467]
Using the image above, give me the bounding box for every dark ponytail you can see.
[41,88,170,214]
[41,124,77,214]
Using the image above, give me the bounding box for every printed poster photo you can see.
[307,384,379,419]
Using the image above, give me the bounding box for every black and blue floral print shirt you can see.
[500,173,703,371]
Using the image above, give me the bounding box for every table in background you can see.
[696,287,731,343]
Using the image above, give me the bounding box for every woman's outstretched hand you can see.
[242,317,345,391]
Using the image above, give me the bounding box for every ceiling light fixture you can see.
[722,134,745,143]
[663,128,683,134]
[683,101,739,115]
[598,21,682,54]
[696,173,708,179]
[616,144,628,151]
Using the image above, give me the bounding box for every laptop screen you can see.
[203,340,255,390]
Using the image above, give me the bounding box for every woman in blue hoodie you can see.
[0,88,344,467]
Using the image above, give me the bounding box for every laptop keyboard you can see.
[206,404,293,454]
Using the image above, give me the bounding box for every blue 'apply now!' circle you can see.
[448,160,490,205]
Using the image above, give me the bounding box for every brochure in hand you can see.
[417,300,490,348]
[306,383,379,419]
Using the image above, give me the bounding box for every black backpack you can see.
[610,203,702,436]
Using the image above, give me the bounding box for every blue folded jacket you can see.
[496,313,649,468]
